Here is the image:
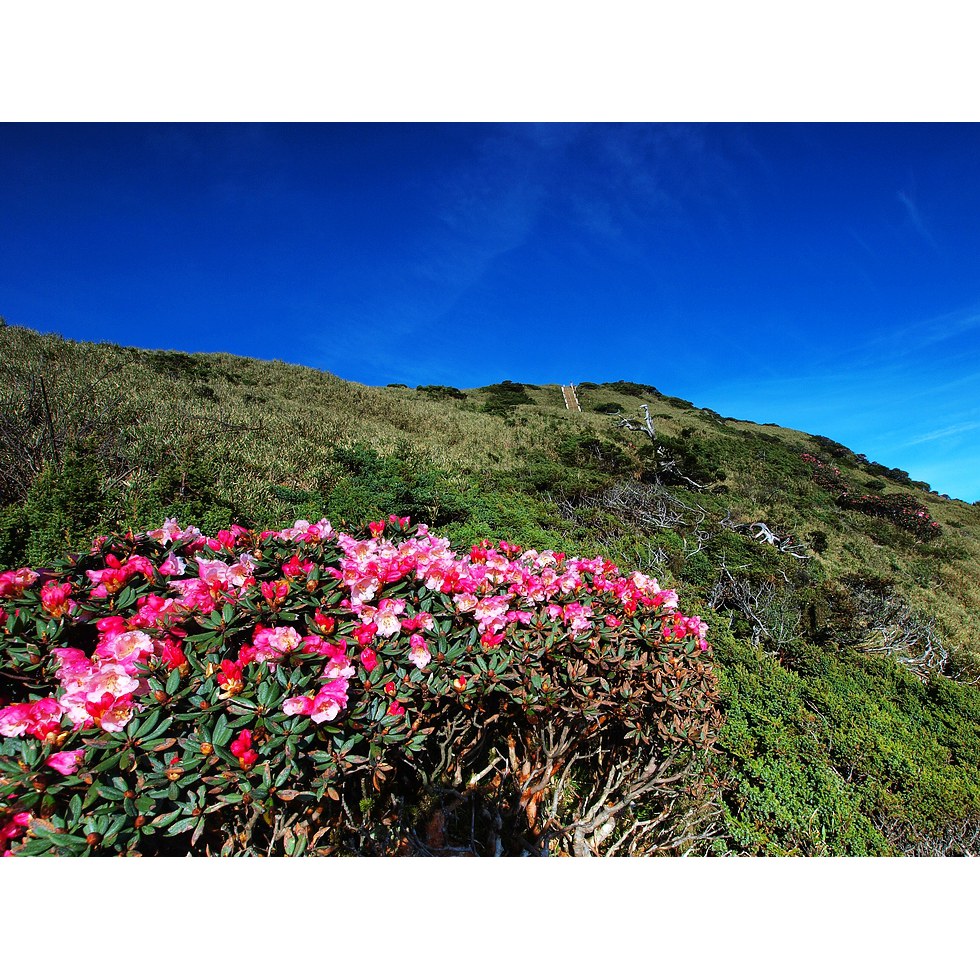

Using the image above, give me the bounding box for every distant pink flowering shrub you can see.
[801,453,941,541]
[0,516,720,856]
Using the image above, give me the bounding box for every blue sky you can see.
[2,122,979,501]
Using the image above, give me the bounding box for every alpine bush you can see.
[0,515,721,856]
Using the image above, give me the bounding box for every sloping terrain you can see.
[3,322,980,854]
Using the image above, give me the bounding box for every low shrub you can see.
[607,381,659,399]
[0,516,721,857]
[480,381,533,415]
[416,385,466,400]
[801,454,941,541]
[838,491,942,541]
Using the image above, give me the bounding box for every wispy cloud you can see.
[905,420,980,445]
[897,189,940,252]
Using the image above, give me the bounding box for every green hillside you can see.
[3,322,980,855]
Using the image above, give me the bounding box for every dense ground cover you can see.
[3,322,980,854]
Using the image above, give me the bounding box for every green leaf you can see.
[165,669,182,696]
[14,836,55,857]
[166,816,201,836]
[212,713,232,747]
[131,709,163,740]
[151,809,182,829]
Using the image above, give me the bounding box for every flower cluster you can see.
[0,514,718,856]
[801,453,941,541]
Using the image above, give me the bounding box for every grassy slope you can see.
[3,323,980,854]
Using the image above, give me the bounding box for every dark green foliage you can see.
[144,349,211,381]
[606,380,660,398]
[134,450,239,533]
[711,624,980,855]
[558,434,635,476]
[0,503,28,568]
[865,460,916,488]
[807,529,829,554]
[811,434,854,460]
[641,433,726,486]
[325,443,469,529]
[23,442,107,565]
[416,384,466,400]
[592,401,625,414]
[479,381,533,415]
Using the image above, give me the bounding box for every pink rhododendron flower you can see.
[128,594,186,632]
[353,622,378,647]
[283,695,314,716]
[0,703,33,738]
[0,698,65,741]
[281,555,314,579]
[408,633,431,669]
[230,729,258,769]
[156,637,187,671]
[372,597,406,637]
[147,518,200,545]
[251,625,302,662]
[46,749,85,776]
[314,610,336,633]
[99,629,155,668]
[310,679,349,723]
[158,553,187,576]
[563,602,593,634]
[40,581,76,618]
[360,647,378,672]
[283,677,350,724]
[86,554,155,597]
[261,579,289,606]
[480,630,504,650]
[1,812,30,856]
[216,659,244,698]
[78,692,135,733]
[387,701,405,717]
[0,567,39,598]
[454,592,478,614]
